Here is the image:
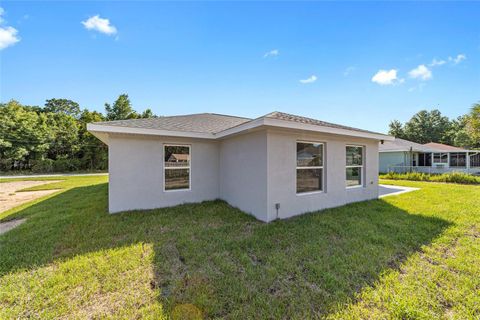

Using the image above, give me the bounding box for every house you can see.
[87,111,393,222]
[379,138,480,174]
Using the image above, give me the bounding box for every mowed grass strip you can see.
[0,176,479,319]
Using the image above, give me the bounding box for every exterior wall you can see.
[219,130,268,221]
[379,151,409,173]
[107,129,382,222]
[266,130,379,221]
[108,134,219,213]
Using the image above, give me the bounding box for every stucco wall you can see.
[108,134,219,213]
[219,130,268,221]
[107,129,381,222]
[266,129,379,221]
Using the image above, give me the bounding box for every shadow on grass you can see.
[0,183,451,318]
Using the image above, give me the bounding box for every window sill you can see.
[163,188,191,193]
[346,185,364,189]
[296,190,324,196]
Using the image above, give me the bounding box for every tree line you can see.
[0,94,156,173]
[2,95,479,174]
[388,103,480,148]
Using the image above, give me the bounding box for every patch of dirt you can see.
[0,218,26,235]
[0,180,62,214]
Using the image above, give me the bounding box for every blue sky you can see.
[1,2,479,133]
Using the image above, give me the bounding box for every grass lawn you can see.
[0,176,479,319]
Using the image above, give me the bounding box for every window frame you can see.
[295,140,325,195]
[432,152,448,165]
[345,144,364,189]
[163,144,191,192]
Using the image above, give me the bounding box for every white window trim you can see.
[163,144,191,192]
[346,144,364,189]
[296,140,325,195]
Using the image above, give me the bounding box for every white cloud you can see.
[82,15,117,35]
[0,8,20,50]
[343,66,356,76]
[299,75,317,84]
[371,69,401,85]
[429,58,446,67]
[409,64,432,80]
[263,49,279,58]
[449,54,466,65]
[0,26,19,50]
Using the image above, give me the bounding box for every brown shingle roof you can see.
[379,138,434,152]
[423,142,467,152]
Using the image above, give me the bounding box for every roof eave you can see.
[216,118,393,141]
[87,123,216,142]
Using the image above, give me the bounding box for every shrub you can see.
[31,159,54,173]
[380,171,480,185]
[52,158,81,172]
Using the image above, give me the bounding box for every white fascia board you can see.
[87,123,215,141]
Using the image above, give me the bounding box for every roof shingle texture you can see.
[93,111,389,137]
[423,142,467,152]
[379,138,433,152]
[94,113,251,134]
[264,111,384,135]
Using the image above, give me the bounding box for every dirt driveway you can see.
[0,180,62,214]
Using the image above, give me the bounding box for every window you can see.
[346,145,363,188]
[433,153,448,164]
[164,145,190,191]
[449,153,466,167]
[296,142,323,193]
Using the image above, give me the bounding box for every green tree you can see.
[393,109,451,144]
[388,120,405,138]
[105,94,138,120]
[44,98,81,118]
[141,108,156,118]
[46,112,80,160]
[466,102,480,147]
[78,109,108,170]
[0,100,53,169]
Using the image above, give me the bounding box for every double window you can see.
[164,145,190,191]
[346,145,363,188]
[433,153,448,164]
[296,142,324,194]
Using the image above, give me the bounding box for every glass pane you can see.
[450,153,466,167]
[296,168,322,193]
[346,167,362,187]
[433,153,441,163]
[165,146,190,168]
[297,142,323,167]
[165,169,190,190]
[441,153,448,163]
[346,146,363,166]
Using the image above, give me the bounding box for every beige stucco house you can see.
[88,111,393,222]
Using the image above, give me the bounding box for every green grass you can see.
[0,176,479,319]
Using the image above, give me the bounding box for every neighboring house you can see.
[379,138,480,174]
[88,111,392,222]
